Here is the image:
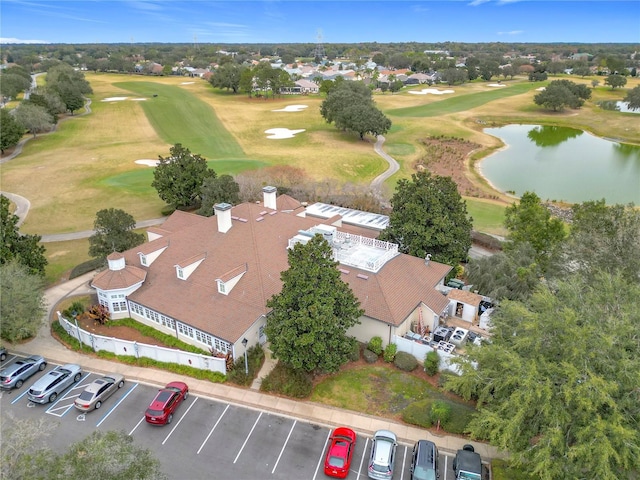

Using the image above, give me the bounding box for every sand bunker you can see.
[488,83,506,87]
[536,87,546,91]
[180,82,195,85]
[135,159,160,167]
[272,105,309,112]
[265,128,305,139]
[102,97,147,102]
[408,88,454,95]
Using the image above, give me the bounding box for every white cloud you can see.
[0,37,50,44]
[497,30,524,35]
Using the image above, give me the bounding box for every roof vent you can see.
[357,273,369,280]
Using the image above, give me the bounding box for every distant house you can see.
[280,79,320,94]
[91,188,452,362]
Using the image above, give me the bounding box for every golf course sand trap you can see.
[180,82,195,85]
[135,159,160,167]
[488,83,506,87]
[536,87,546,91]
[102,97,147,102]
[272,105,309,112]
[265,128,305,139]
[408,88,454,95]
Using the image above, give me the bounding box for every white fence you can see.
[57,312,227,375]
[393,335,463,375]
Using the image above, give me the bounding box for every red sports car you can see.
[144,381,189,425]
[324,427,357,478]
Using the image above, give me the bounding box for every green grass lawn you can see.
[465,198,508,236]
[311,364,475,434]
[115,82,245,160]
[387,82,537,117]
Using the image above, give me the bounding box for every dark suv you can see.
[410,440,439,480]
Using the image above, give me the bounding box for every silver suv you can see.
[0,355,47,389]
[368,429,397,479]
[27,363,82,404]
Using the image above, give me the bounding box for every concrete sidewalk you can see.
[10,271,505,461]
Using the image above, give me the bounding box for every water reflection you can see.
[481,124,640,204]
[598,101,640,114]
[527,125,582,147]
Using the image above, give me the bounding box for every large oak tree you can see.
[265,234,363,374]
[379,170,472,267]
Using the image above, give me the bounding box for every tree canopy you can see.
[320,81,391,139]
[197,174,241,216]
[209,62,245,93]
[0,108,25,153]
[88,208,146,261]
[503,191,566,272]
[0,195,47,276]
[0,261,46,342]
[265,234,363,374]
[151,143,217,209]
[379,170,473,267]
[623,85,640,110]
[533,79,591,111]
[604,73,627,89]
[446,271,640,480]
[14,102,54,137]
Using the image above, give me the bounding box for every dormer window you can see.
[217,280,226,294]
[140,254,148,266]
[177,267,184,279]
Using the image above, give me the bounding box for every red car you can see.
[324,427,357,478]
[144,381,189,425]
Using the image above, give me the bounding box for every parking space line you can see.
[399,445,408,480]
[357,437,369,478]
[10,389,30,405]
[444,454,449,480]
[271,419,296,474]
[161,397,198,445]
[312,429,331,480]
[45,374,88,417]
[129,416,146,436]
[196,404,229,454]
[233,411,263,464]
[96,382,139,427]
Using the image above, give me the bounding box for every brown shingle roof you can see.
[447,289,482,307]
[92,265,147,290]
[122,202,451,343]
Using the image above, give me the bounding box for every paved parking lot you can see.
[1,354,489,479]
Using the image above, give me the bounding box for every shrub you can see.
[260,363,312,398]
[69,258,105,279]
[62,300,87,319]
[227,344,265,386]
[383,343,397,363]
[430,400,452,427]
[160,205,176,216]
[394,351,418,371]
[363,348,378,363]
[424,350,440,376]
[348,339,362,362]
[402,398,433,428]
[367,336,383,355]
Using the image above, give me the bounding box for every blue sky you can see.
[1,0,639,45]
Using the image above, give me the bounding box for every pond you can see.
[479,125,640,205]
[598,101,640,114]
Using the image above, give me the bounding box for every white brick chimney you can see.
[214,203,232,233]
[263,185,277,210]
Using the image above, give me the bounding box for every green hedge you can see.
[260,363,312,398]
[394,351,418,371]
[69,258,104,279]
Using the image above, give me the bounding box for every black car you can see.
[410,439,439,480]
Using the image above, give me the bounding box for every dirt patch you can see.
[75,314,170,347]
[413,136,492,199]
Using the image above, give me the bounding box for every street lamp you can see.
[242,338,248,375]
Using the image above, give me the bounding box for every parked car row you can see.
[323,426,440,480]
[1,355,189,425]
